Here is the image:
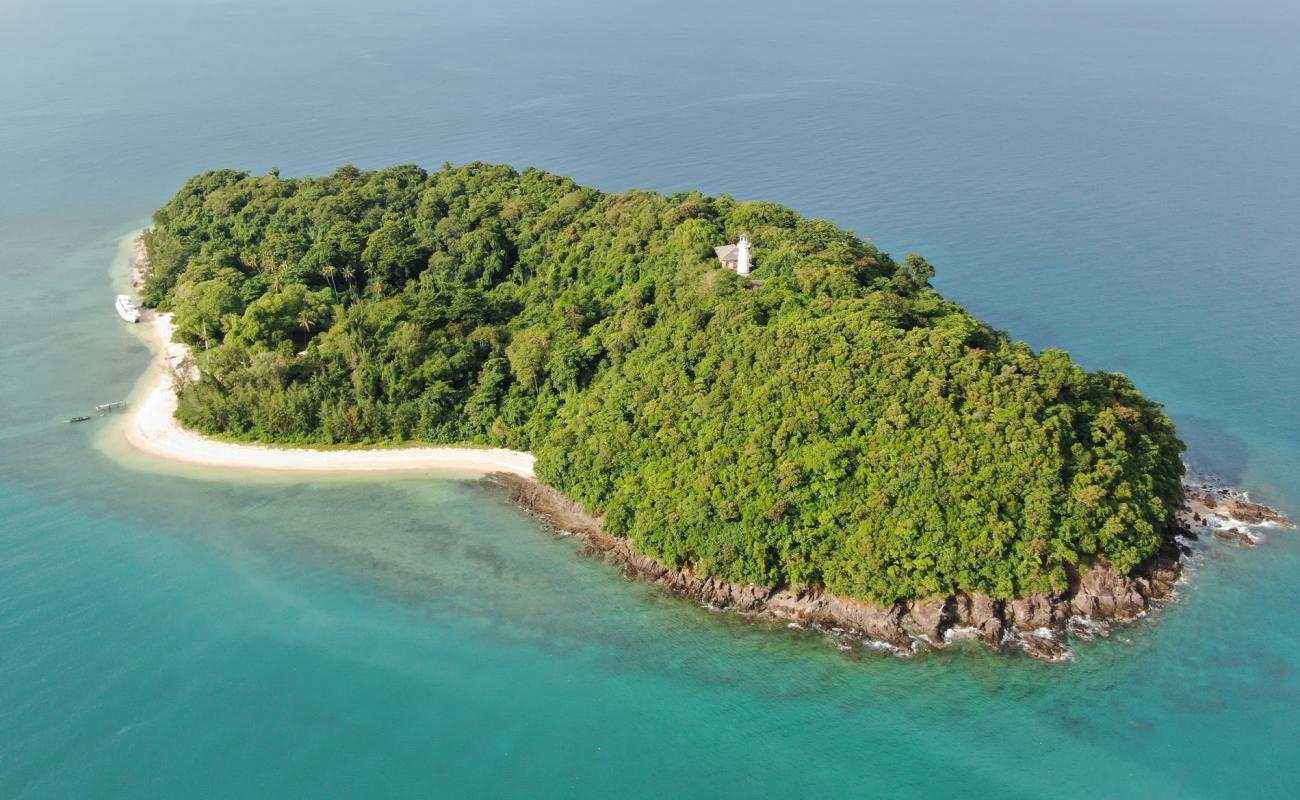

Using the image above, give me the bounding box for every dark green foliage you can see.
[148,163,1185,603]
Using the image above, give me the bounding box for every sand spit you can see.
[114,308,534,477]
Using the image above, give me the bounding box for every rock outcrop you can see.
[487,472,1287,662]
[1182,480,1295,530]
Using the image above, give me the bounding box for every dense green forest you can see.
[143,163,1184,603]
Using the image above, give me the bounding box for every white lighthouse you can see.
[713,235,755,276]
[736,235,752,277]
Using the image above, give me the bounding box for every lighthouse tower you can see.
[736,235,752,277]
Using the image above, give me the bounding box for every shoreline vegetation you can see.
[123,163,1294,660]
[121,238,535,477]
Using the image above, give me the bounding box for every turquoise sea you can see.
[3,1,1299,796]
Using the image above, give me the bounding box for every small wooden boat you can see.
[68,415,92,423]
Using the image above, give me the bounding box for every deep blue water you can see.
[2,1,1298,796]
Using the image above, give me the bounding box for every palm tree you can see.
[264,253,286,293]
[296,310,317,352]
[322,264,337,291]
[342,265,356,294]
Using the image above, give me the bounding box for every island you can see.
[127,163,1291,659]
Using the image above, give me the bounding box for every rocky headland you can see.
[486,472,1292,662]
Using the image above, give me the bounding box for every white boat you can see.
[115,294,140,323]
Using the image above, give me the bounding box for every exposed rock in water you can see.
[1182,478,1294,529]
[1178,474,1290,549]
[1213,527,1256,547]
[1018,631,1070,662]
[1210,496,1291,527]
[485,472,1289,662]
[1067,615,1109,640]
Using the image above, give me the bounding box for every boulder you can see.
[1070,563,1147,620]
[954,593,1005,645]
[1007,592,1058,629]
[804,593,910,648]
[903,597,953,643]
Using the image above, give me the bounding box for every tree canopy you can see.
[144,162,1185,603]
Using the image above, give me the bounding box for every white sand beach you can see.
[117,309,536,477]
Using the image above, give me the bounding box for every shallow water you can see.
[2,1,1299,797]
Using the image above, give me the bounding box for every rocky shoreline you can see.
[485,472,1292,661]
[1179,475,1293,546]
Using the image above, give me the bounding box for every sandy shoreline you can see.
[115,307,535,477]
